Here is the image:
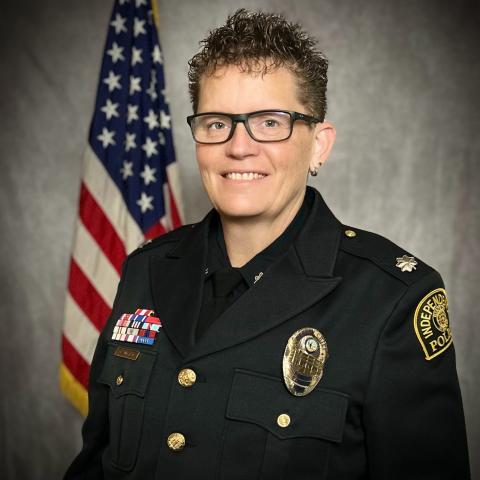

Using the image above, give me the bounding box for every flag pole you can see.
[151,0,160,30]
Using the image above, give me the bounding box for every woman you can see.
[65,9,470,479]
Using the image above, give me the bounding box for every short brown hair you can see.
[188,9,329,120]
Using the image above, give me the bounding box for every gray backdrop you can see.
[1,0,479,478]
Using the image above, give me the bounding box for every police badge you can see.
[282,327,328,396]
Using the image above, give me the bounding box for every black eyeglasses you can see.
[186,109,321,144]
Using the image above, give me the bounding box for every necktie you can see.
[212,267,244,298]
[195,267,245,340]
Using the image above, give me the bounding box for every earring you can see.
[309,163,322,176]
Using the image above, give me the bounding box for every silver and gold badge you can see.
[282,327,328,396]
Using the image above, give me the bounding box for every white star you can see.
[158,131,166,145]
[143,109,159,130]
[140,164,157,185]
[142,137,158,158]
[137,192,154,213]
[100,99,119,120]
[152,45,163,64]
[160,88,169,102]
[127,104,139,123]
[146,82,158,101]
[103,71,121,92]
[110,13,127,34]
[129,76,142,95]
[120,160,134,180]
[124,132,137,151]
[107,42,125,63]
[97,128,116,148]
[131,47,143,66]
[160,110,171,129]
[133,17,146,37]
[146,70,157,100]
[135,0,147,7]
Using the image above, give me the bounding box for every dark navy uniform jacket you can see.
[65,187,470,479]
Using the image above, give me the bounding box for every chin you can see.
[214,198,270,220]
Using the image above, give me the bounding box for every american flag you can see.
[60,0,183,416]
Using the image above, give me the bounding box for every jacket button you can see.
[345,229,357,238]
[277,413,291,428]
[115,374,124,386]
[167,432,186,451]
[178,368,197,387]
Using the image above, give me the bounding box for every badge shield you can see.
[283,327,328,396]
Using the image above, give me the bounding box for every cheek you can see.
[270,144,310,182]
[196,148,214,176]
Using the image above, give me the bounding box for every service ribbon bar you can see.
[111,309,162,345]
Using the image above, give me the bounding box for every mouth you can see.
[221,171,268,181]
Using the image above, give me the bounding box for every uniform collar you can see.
[166,186,342,279]
[205,188,314,287]
[153,187,343,359]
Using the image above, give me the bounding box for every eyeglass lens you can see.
[191,111,292,143]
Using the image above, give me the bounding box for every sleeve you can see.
[63,259,129,480]
[364,270,470,480]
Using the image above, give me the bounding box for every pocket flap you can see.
[98,343,157,399]
[226,369,349,443]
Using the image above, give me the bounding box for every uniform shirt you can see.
[64,186,470,480]
[195,189,313,340]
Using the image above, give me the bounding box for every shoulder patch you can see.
[413,288,452,360]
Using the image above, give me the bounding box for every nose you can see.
[225,121,258,159]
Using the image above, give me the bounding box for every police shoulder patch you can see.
[413,288,452,360]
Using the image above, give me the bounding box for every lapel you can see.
[150,187,343,361]
[149,212,212,358]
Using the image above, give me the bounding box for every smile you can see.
[223,172,267,180]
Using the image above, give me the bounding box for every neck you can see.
[220,192,305,267]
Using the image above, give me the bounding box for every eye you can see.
[263,118,280,128]
[207,121,227,130]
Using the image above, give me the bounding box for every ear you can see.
[309,121,336,171]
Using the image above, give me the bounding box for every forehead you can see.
[197,64,304,113]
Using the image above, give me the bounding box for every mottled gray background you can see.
[0,0,479,478]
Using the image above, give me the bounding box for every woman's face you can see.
[195,65,332,224]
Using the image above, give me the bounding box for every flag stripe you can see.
[61,0,183,416]
[72,219,120,306]
[79,183,126,274]
[82,145,144,254]
[63,293,100,364]
[68,259,112,331]
[62,335,91,388]
[145,217,167,239]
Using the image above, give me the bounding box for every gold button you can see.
[167,432,186,451]
[115,374,124,386]
[345,229,357,238]
[277,413,291,428]
[178,368,197,387]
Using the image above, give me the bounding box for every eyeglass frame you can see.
[186,109,322,144]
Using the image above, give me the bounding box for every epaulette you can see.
[339,226,435,286]
[128,223,196,259]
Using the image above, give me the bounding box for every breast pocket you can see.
[219,368,349,480]
[97,343,157,472]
